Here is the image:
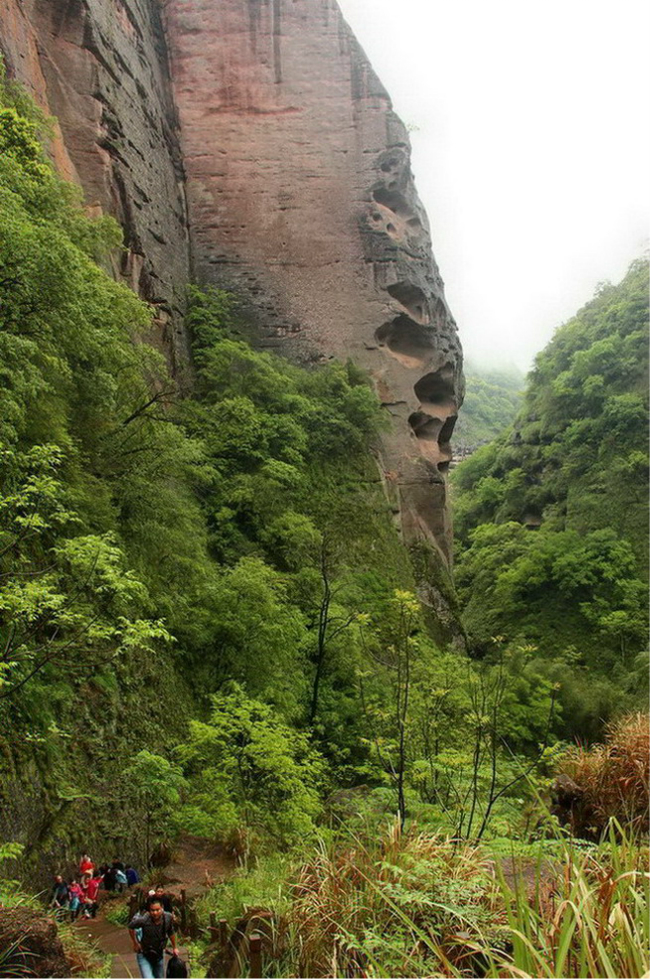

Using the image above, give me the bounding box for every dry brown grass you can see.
[558,712,649,836]
[286,823,501,977]
[201,818,649,978]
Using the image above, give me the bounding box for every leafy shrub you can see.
[556,712,649,835]
[176,686,327,849]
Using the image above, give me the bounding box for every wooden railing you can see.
[207,911,264,978]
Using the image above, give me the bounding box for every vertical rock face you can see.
[0,0,191,370]
[162,0,464,585]
[1,0,464,627]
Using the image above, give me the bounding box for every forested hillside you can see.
[1,70,648,979]
[0,66,561,863]
[452,260,649,738]
[454,363,524,453]
[0,74,418,862]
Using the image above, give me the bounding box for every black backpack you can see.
[166,953,188,978]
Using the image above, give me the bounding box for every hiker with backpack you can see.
[50,874,69,917]
[128,898,180,978]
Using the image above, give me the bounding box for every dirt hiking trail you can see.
[84,836,236,978]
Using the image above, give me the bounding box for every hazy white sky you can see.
[337,0,650,370]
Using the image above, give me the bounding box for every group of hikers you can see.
[50,852,140,920]
[50,853,186,978]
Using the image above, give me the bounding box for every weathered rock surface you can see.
[1,0,464,628]
[0,0,191,371]
[162,0,464,587]
[0,907,72,977]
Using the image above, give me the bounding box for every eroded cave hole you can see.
[408,411,443,441]
[375,315,435,368]
[386,282,428,323]
[372,186,412,219]
[414,364,456,406]
[431,296,450,328]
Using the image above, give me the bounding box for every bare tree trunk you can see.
[308,558,330,723]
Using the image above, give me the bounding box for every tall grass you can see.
[492,825,649,979]
[195,715,650,977]
[286,823,499,978]
[558,712,649,836]
[242,824,648,978]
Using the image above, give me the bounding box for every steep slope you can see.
[452,260,649,736]
[163,0,463,578]
[0,0,464,632]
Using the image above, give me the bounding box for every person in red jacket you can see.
[82,872,101,919]
[79,853,94,876]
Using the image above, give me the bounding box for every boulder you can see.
[0,906,71,978]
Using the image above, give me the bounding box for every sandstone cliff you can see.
[0,0,464,632]
[0,0,191,369]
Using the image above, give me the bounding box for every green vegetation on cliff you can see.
[454,363,524,452]
[1,72,648,979]
[452,261,649,738]
[0,76,563,873]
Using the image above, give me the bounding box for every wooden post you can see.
[187,905,199,940]
[249,932,262,979]
[128,888,139,918]
[207,919,233,978]
[180,888,187,932]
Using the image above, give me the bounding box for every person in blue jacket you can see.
[126,864,140,887]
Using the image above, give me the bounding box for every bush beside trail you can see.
[553,712,650,838]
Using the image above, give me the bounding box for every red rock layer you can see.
[1,0,465,631]
[162,0,464,591]
[0,0,191,370]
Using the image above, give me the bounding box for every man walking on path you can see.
[128,898,179,978]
